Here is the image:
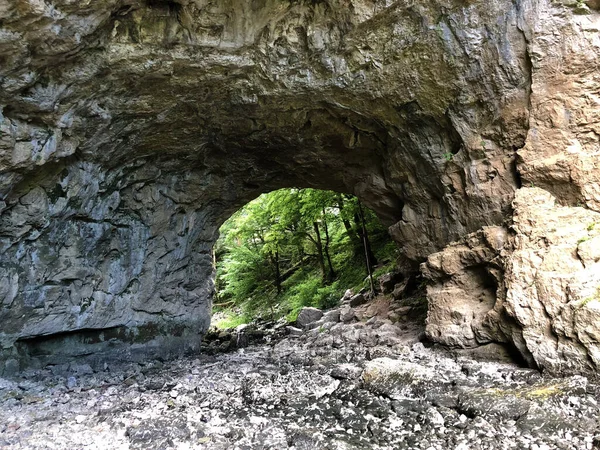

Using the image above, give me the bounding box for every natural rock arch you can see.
[1,0,599,374]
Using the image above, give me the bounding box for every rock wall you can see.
[423,1,600,373]
[424,188,600,373]
[0,0,598,373]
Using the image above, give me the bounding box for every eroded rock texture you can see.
[0,0,597,373]
[423,2,600,374]
[424,189,600,373]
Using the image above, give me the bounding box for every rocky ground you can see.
[1,293,600,450]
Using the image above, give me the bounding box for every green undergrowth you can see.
[212,311,250,330]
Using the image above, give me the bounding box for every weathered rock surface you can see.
[517,0,600,213]
[424,188,600,373]
[349,293,368,308]
[296,307,324,329]
[0,0,529,368]
[504,188,600,373]
[422,225,510,349]
[0,0,599,372]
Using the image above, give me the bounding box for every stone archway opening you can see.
[210,187,404,331]
[0,105,513,374]
[14,0,600,377]
[0,112,518,375]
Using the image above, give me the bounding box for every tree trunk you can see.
[337,194,358,241]
[358,201,376,295]
[322,207,336,282]
[354,211,378,267]
[273,248,282,294]
[312,221,326,282]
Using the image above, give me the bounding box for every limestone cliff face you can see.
[423,1,600,373]
[423,189,600,373]
[0,0,597,373]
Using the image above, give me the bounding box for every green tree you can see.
[215,188,398,324]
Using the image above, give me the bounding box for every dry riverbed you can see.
[1,300,599,450]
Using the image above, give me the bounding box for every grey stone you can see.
[392,280,410,300]
[286,326,304,337]
[426,407,445,427]
[0,318,596,449]
[349,294,367,308]
[0,0,597,374]
[235,324,250,348]
[3,359,19,378]
[322,309,340,323]
[340,306,356,324]
[378,272,402,294]
[330,363,363,380]
[342,289,354,302]
[296,308,324,328]
[66,377,77,389]
[305,319,324,331]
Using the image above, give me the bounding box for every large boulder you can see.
[424,189,600,373]
[422,226,510,349]
[296,307,324,329]
[378,272,403,295]
[503,188,600,373]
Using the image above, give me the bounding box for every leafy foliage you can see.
[214,188,398,327]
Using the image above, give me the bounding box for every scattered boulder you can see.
[392,280,410,299]
[425,407,445,428]
[322,309,340,323]
[457,388,531,421]
[330,363,363,380]
[1,297,598,450]
[349,294,367,307]
[396,306,412,316]
[340,306,356,323]
[235,324,250,348]
[66,376,77,389]
[422,226,508,349]
[217,330,232,340]
[341,289,354,304]
[306,319,336,332]
[286,326,304,337]
[296,307,324,328]
[361,357,434,398]
[378,272,403,294]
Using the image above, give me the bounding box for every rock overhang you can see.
[2,0,599,374]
